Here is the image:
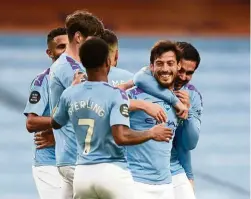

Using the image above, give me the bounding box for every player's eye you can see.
[186,71,194,75]
[57,44,66,49]
[155,61,164,66]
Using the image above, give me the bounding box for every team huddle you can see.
[24,10,203,199]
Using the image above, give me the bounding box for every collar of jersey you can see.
[84,81,108,85]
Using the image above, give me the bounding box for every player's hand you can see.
[143,101,167,123]
[116,80,134,91]
[189,179,195,191]
[34,129,55,149]
[174,90,190,109]
[72,69,87,86]
[149,124,173,142]
[174,101,188,119]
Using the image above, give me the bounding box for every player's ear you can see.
[150,63,154,72]
[105,57,111,74]
[115,49,118,63]
[177,62,181,70]
[75,31,84,44]
[46,49,53,59]
[106,57,111,68]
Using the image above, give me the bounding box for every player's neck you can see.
[87,71,108,83]
[65,42,81,63]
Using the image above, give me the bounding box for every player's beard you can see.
[174,77,189,90]
[53,54,61,61]
[154,71,175,89]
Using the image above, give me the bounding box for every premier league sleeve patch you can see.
[120,104,129,117]
[29,91,41,104]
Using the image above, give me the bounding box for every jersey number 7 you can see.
[78,119,95,154]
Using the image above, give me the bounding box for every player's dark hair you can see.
[65,10,105,42]
[47,27,67,44]
[176,41,201,69]
[79,37,109,69]
[101,29,118,47]
[150,40,181,64]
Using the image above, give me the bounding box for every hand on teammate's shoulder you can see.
[72,69,87,86]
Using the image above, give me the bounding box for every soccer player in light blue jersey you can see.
[49,11,105,199]
[133,42,202,199]
[126,40,183,199]
[51,37,173,199]
[24,27,68,199]
[101,29,134,86]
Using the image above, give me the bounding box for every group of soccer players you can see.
[24,10,203,199]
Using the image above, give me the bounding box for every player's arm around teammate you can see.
[126,41,202,199]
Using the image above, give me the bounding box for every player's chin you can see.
[159,77,173,86]
[159,80,172,88]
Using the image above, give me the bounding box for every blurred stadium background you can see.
[0,0,249,198]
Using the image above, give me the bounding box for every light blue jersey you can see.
[24,68,56,166]
[133,67,203,180]
[49,53,85,166]
[108,67,133,86]
[171,84,203,179]
[126,87,178,185]
[52,81,130,167]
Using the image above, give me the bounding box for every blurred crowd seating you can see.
[0,0,249,36]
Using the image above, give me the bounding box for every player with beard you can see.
[24,27,68,199]
[126,40,182,199]
[132,42,203,199]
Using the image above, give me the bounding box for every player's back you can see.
[126,87,178,185]
[108,67,133,87]
[49,53,85,166]
[63,81,128,166]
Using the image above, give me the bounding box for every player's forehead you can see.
[154,51,176,62]
[52,35,68,45]
[180,59,197,72]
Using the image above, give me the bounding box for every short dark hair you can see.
[79,37,109,69]
[101,29,118,47]
[47,27,67,44]
[176,42,201,69]
[150,40,181,64]
[65,10,104,42]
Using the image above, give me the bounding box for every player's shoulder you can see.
[184,84,202,96]
[116,67,133,75]
[111,67,133,78]
[62,82,80,94]
[50,54,66,70]
[102,82,129,101]
[184,83,203,105]
[126,86,144,99]
[51,53,82,74]
[31,67,50,88]
[102,82,121,93]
